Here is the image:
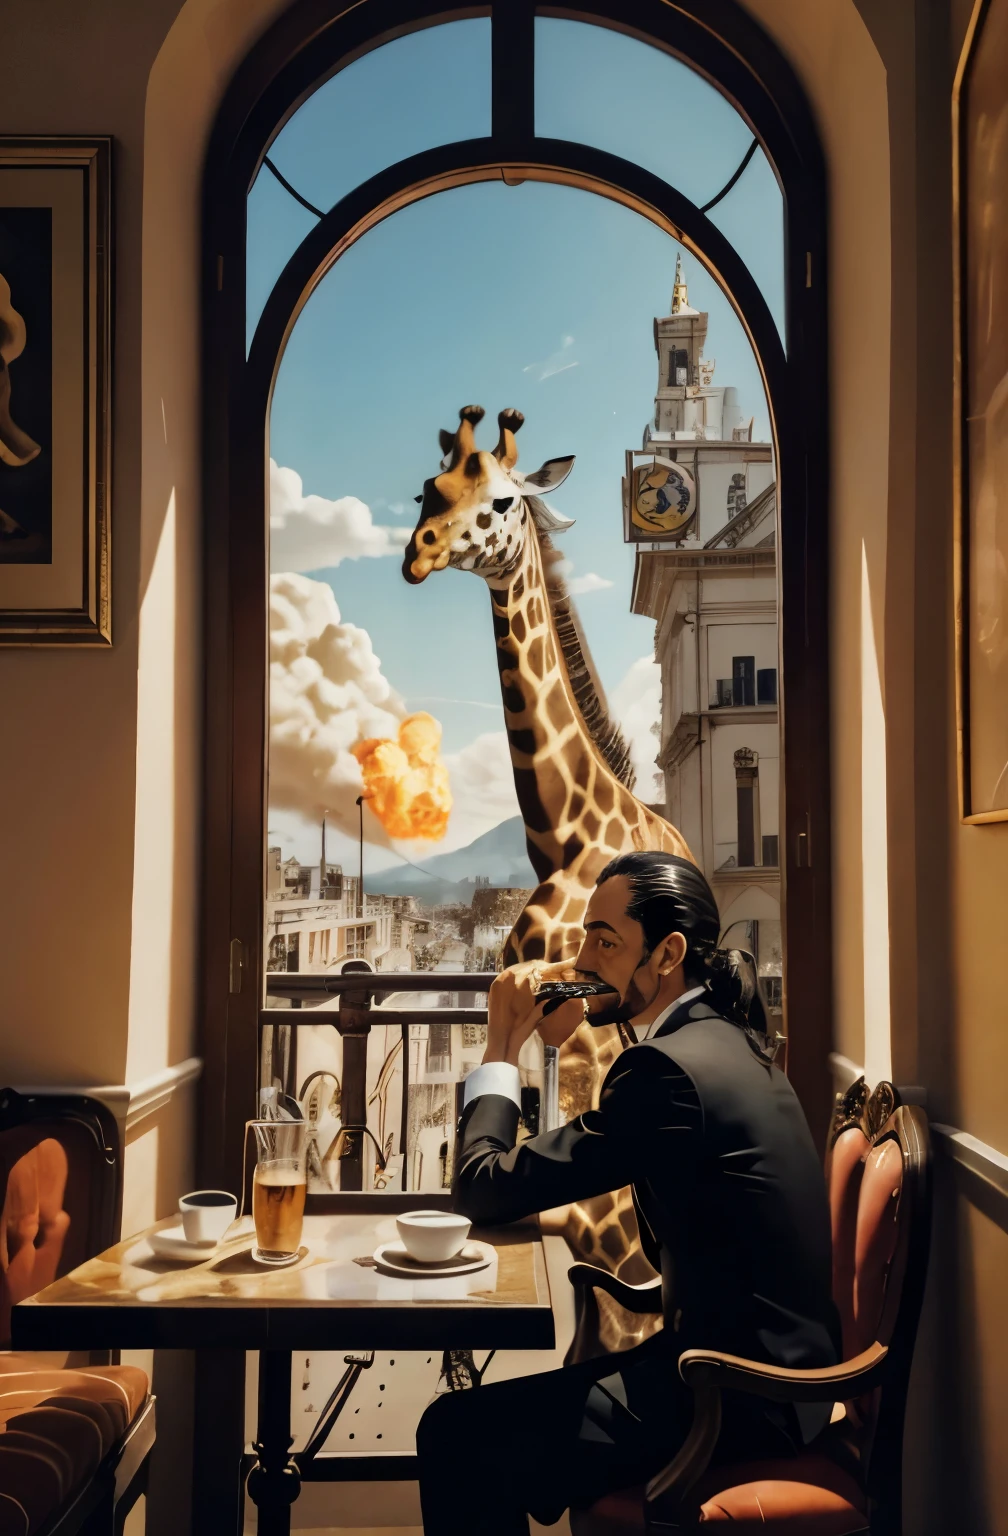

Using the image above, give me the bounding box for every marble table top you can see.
[12,1212,555,1352]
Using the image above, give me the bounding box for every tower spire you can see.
[671,253,688,315]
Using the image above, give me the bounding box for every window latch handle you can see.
[229,937,246,995]
[794,813,812,869]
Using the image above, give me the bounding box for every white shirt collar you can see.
[631,985,708,1043]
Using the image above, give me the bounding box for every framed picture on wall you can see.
[0,138,111,645]
[953,0,1008,820]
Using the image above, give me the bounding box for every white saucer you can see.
[372,1239,491,1278]
[148,1222,222,1263]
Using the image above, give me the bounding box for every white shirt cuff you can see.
[463,1061,522,1110]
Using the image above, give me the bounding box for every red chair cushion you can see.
[0,1143,70,1346]
[852,1138,902,1357]
[694,1453,867,1530]
[828,1127,869,1356]
[569,1454,868,1534]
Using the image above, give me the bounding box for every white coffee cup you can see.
[179,1190,238,1245]
[396,1209,471,1264]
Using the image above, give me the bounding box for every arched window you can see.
[201,1,831,1193]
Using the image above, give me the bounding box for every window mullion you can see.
[491,0,535,152]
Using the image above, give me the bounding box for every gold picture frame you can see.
[953,0,1008,820]
[0,137,111,645]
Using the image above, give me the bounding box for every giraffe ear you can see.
[439,429,455,456]
[522,456,575,493]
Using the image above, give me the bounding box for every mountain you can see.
[369,816,537,905]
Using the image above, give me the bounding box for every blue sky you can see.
[255,18,778,870]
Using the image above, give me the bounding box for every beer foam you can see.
[255,1162,305,1187]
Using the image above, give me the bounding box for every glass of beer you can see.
[251,1120,307,1264]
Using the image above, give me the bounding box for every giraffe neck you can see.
[491,528,635,884]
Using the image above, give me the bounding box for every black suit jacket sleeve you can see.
[452,1043,703,1226]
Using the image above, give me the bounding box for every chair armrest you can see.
[567,1263,664,1315]
[678,1340,888,1404]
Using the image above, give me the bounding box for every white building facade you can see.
[628,260,782,1010]
[264,839,424,977]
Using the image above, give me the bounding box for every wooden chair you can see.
[568,1081,931,1534]
[0,1089,156,1535]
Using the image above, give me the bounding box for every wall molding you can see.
[932,1124,1008,1204]
[16,1057,203,1137]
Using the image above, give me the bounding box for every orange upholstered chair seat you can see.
[0,1368,150,1533]
[573,1454,867,1535]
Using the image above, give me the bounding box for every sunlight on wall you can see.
[126,489,177,1083]
[861,541,892,1082]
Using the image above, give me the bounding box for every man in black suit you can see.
[416,852,839,1535]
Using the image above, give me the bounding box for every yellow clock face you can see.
[631,458,696,536]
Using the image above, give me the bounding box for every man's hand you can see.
[484,962,586,1066]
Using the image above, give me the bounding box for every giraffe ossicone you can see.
[405,406,697,1360]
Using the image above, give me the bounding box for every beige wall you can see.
[0,1,184,1087]
[3,0,1008,1530]
[743,0,895,1084]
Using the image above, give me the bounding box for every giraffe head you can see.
[403,405,575,588]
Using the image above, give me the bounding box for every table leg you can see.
[192,1348,245,1536]
[246,1348,301,1536]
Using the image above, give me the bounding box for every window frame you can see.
[199,0,833,1190]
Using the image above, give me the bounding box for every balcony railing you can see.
[260,972,556,1205]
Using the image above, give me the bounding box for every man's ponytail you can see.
[689,940,777,1064]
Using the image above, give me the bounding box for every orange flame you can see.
[352,712,452,841]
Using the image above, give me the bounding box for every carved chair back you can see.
[825,1079,932,1525]
[0,1090,121,1346]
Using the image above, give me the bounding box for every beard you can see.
[579,969,653,1028]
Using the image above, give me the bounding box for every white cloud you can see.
[611,656,663,799]
[268,572,405,839]
[523,333,580,382]
[269,459,408,573]
[567,572,614,596]
[408,694,500,711]
[437,731,521,852]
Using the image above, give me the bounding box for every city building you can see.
[627,259,782,1009]
[264,830,424,976]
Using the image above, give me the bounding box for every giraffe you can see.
[404,405,694,1355]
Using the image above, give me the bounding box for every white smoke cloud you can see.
[611,655,663,800]
[440,731,521,851]
[268,571,405,839]
[269,460,408,573]
[268,572,524,858]
[567,572,614,596]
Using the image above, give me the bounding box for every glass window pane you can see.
[246,168,318,353]
[535,18,785,344]
[706,145,785,343]
[535,19,753,210]
[246,19,491,346]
